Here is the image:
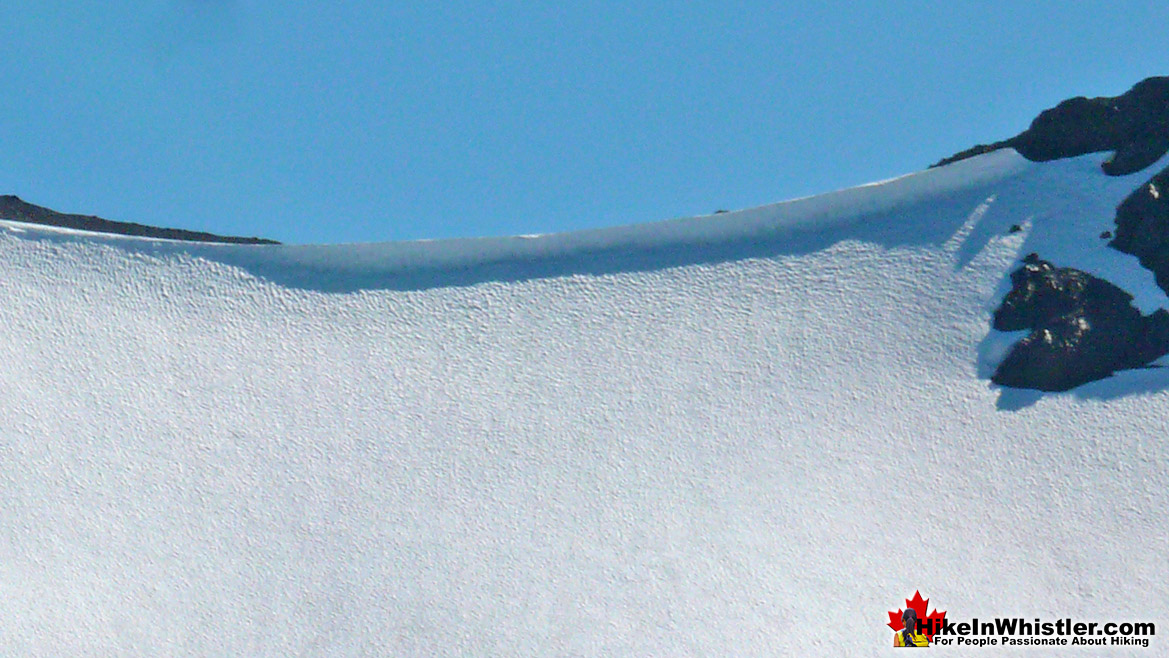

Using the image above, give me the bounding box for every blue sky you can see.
[0,2,1164,244]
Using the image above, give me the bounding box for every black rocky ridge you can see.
[0,195,279,245]
[938,76,1169,391]
[934,77,1169,175]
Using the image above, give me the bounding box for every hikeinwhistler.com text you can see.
[917,618,1155,648]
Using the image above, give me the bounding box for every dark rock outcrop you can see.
[934,142,1013,169]
[991,254,1169,391]
[1109,167,1169,294]
[0,195,279,245]
[935,77,1169,176]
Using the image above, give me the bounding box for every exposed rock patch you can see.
[1108,167,1169,294]
[935,77,1169,176]
[991,254,1169,391]
[0,195,279,244]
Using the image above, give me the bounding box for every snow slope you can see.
[0,149,1166,656]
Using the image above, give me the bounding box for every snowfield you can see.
[0,149,1165,655]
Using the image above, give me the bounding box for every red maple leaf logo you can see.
[887,591,947,641]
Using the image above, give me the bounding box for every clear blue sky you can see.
[0,2,1164,244]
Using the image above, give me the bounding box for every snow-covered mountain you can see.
[2,83,1168,656]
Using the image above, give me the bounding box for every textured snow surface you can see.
[0,150,1166,656]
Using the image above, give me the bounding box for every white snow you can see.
[0,149,1165,656]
